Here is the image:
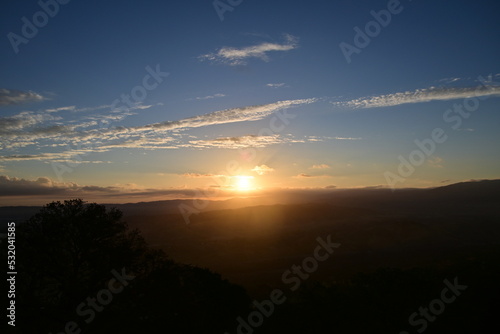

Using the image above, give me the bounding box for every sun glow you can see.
[233,175,255,191]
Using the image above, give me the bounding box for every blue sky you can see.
[1,0,499,205]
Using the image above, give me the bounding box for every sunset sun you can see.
[233,175,255,191]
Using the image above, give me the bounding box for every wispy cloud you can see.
[0,102,147,147]
[294,173,331,179]
[336,85,500,109]
[0,98,319,160]
[0,146,109,162]
[199,34,299,66]
[182,133,325,150]
[182,173,224,178]
[266,83,286,89]
[310,164,330,170]
[185,135,284,149]
[3,98,317,139]
[327,136,362,140]
[439,77,461,84]
[194,93,226,100]
[306,136,361,142]
[251,165,275,175]
[72,104,113,113]
[129,98,317,134]
[45,106,76,113]
[0,111,62,134]
[428,156,444,168]
[44,103,158,114]
[126,103,160,111]
[0,89,47,106]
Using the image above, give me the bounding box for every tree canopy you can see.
[14,199,250,333]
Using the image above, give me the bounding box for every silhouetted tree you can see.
[14,199,250,333]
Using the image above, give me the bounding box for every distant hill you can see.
[1,179,499,230]
[124,201,500,296]
[115,179,500,295]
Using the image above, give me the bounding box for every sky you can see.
[1,0,499,205]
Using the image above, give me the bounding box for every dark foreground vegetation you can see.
[4,200,249,333]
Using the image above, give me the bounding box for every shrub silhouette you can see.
[14,199,250,333]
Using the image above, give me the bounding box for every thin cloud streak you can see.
[294,173,332,179]
[0,89,46,106]
[129,98,318,134]
[336,85,500,109]
[0,111,62,135]
[251,165,275,175]
[194,93,226,100]
[184,135,284,149]
[181,134,327,150]
[311,164,331,170]
[266,83,286,89]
